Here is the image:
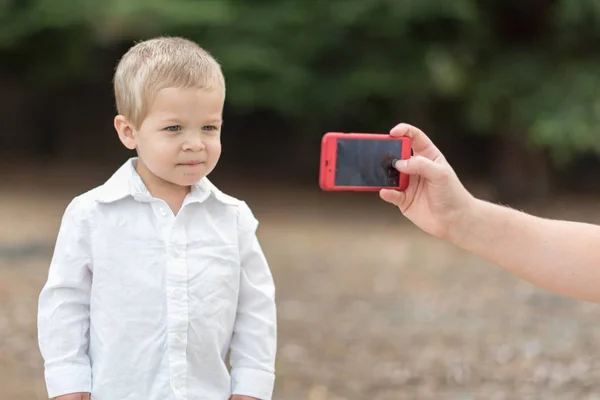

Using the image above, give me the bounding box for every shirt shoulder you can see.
[204,179,244,207]
[204,179,257,227]
[55,187,104,238]
[62,174,133,227]
[71,184,113,210]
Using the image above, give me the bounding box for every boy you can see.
[37,37,277,400]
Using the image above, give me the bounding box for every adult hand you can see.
[379,123,475,240]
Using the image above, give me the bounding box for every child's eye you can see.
[203,125,221,132]
[165,125,182,132]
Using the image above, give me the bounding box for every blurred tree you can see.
[463,0,600,200]
[1,0,599,199]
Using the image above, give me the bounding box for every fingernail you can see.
[396,159,407,169]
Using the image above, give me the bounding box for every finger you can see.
[389,123,441,159]
[379,188,406,207]
[395,155,449,183]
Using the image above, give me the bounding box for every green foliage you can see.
[1,0,600,162]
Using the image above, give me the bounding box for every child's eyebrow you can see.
[157,114,183,123]
[157,115,223,125]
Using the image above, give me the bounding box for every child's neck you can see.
[149,183,190,216]
[135,163,190,216]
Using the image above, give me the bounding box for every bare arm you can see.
[380,122,600,303]
[451,199,600,302]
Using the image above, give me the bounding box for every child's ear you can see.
[114,115,137,150]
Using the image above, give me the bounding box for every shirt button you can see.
[176,333,185,342]
[173,289,184,300]
[159,207,167,216]
[173,377,185,389]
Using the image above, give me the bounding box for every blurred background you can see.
[2,0,600,399]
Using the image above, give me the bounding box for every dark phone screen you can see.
[334,138,402,187]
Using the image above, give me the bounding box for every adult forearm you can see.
[450,199,600,302]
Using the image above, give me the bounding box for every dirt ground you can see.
[3,159,600,399]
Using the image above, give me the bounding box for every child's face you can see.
[118,86,224,189]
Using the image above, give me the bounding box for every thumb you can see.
[396,155,448,183]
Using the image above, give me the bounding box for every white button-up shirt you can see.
[37,158,277,400]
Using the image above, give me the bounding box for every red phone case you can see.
[319,132,411,191]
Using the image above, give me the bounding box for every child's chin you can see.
[176,175,204,187]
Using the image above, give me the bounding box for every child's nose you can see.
[185,136,205,151]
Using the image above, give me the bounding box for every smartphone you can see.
[319,132,411,191]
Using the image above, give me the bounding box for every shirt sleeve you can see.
[229,201,277,400]
[37,196,93,398]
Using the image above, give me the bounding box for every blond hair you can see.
[113,36,225,128]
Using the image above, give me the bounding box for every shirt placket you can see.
[156,202,189,399]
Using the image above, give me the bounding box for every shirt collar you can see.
[94,158,230,205]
